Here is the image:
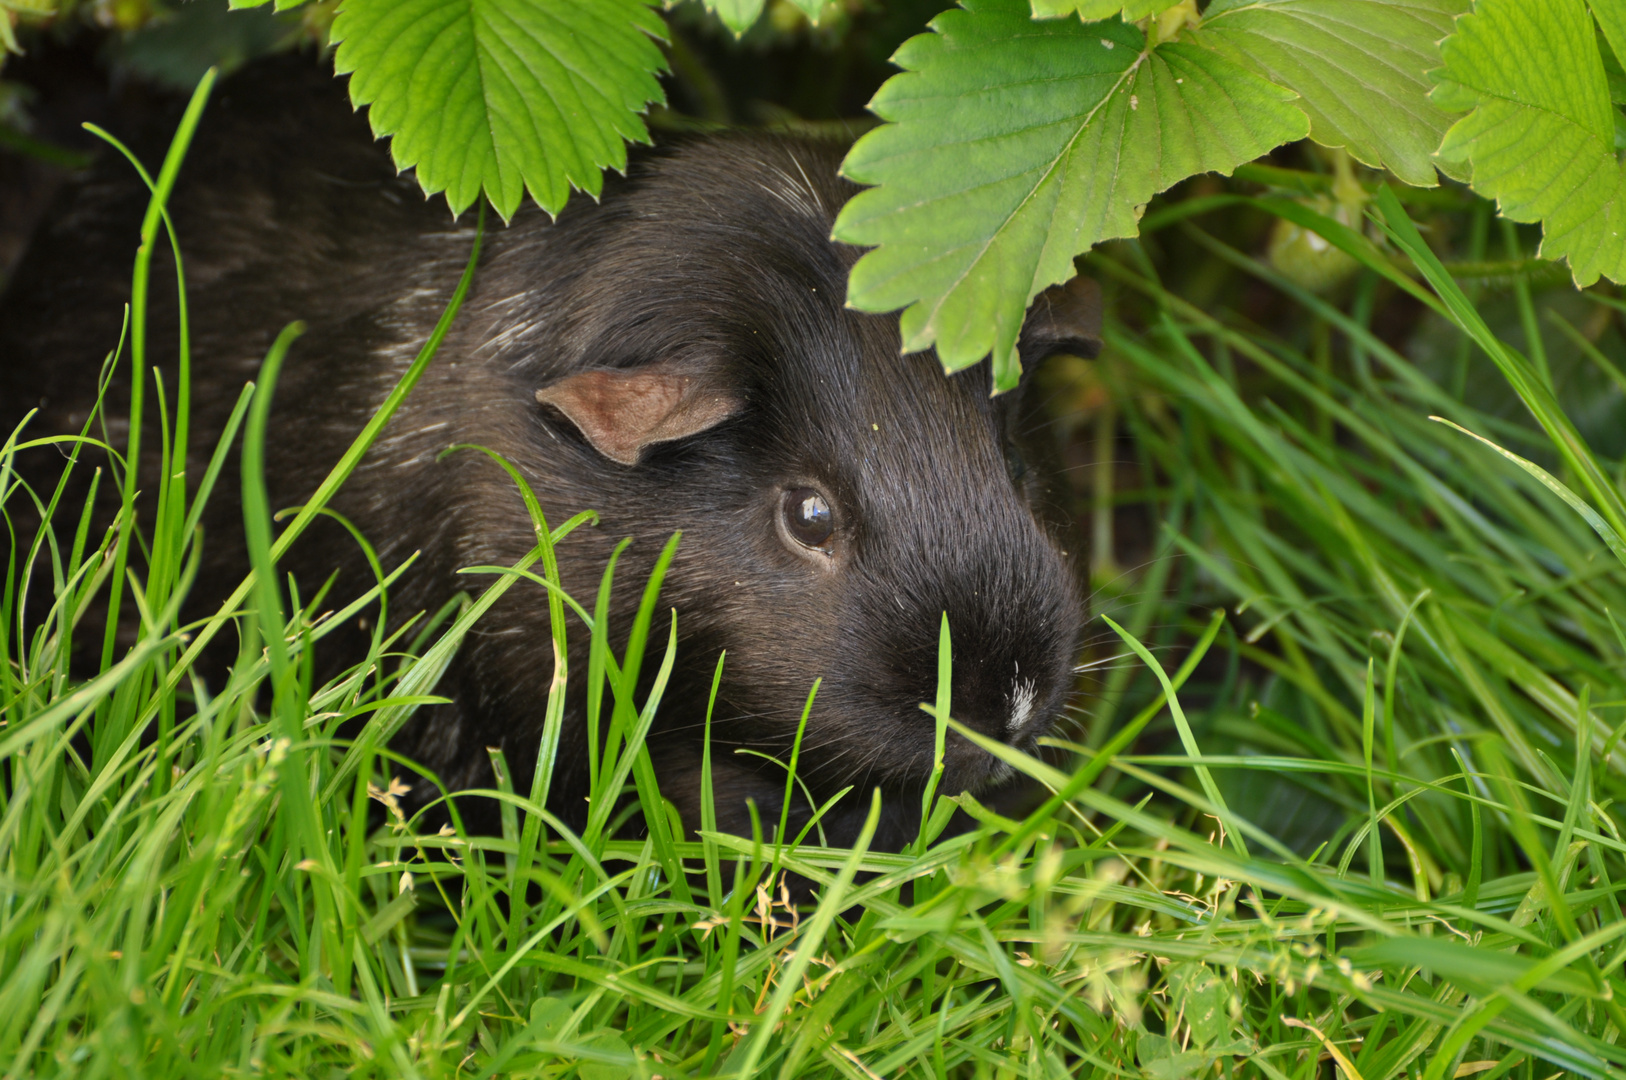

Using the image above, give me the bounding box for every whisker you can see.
[1072,651,1136,673]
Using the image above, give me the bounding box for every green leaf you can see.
[834,1,1305,390]
[1142,1050,1216,1080]
[527,997,570,1041]
[120,0,302,89]
[785,0,832,19]
[331,0,667,220]
[226,0,311,12]
[1431,0,1626,286]
[698,0,828,33]
[1193,0,1468,187]
[1167,963,1232,1048]
[1031,0,1177,18]
[1592,0,1626,83]
[577,1032,635,1080]
[701,0,765,34]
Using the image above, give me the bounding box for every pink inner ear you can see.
[535,363,742,466]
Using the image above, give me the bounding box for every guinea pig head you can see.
[712,282,1098,801]
[521,142,1099,808]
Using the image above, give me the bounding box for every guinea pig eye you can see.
[782,488,834,552]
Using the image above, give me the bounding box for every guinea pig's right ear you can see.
[1020,274,1103,363]
[534,360,744,466]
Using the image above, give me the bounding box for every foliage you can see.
[325,0,668,219]
[831,3,1307,389]
[835,0,1468,388]
[697,0,835,35]
[1432,0,1626,289]
[7,67,1626,1080]
[11,0,1626,385]
[0,0,50,53]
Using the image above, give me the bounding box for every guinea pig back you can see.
[0,59,1099,852]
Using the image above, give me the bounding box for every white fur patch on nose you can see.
[1007,678,1038,735]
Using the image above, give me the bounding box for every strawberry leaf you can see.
[1431,0,1626,286]
[1031,0,1179,17]
[701,0,765,34]
[834,0,1305,390]
[331,0,667,220]
[1194,0,1468,187]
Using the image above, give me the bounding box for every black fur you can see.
[0,58,1088,852]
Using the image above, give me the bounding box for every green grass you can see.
[4,79,1626,1078]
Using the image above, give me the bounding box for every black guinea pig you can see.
[0,58,1099,852]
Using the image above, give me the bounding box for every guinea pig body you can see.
[0,59,1097,850]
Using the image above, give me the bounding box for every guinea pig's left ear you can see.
[535,360,744,466]
[1020,274,1103,362]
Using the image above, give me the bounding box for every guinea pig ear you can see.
[534,360,744,466]
[1020,274,1103,362]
